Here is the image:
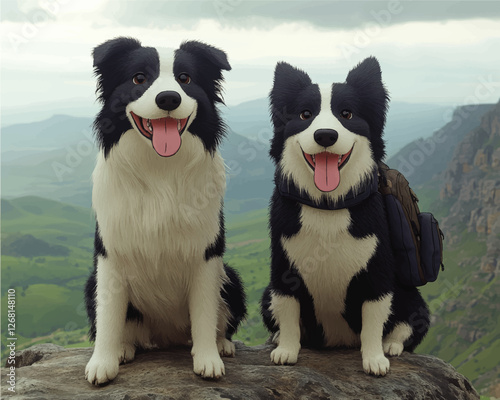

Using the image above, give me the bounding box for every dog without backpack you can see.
[378,162,444,286]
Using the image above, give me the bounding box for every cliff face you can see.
[2,343,479,400]
[414,100,500,397]
[440,100,500,273]
[386,103,495,187]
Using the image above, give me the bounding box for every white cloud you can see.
[1,12,499,115]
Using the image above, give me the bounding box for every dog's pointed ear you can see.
[346,56,389,162]
[178,41,230,104]
[271,62,312,99]
[93,37,141,72]
[346,56,382,87]
[93,37,142,101]
[270,62,312,112]
[179,41,231,71]
[268,63,312,163]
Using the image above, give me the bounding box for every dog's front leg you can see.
[85,256,128,385]
[189,257,225,379]
[270,292,301,365]
[360,293,393,376]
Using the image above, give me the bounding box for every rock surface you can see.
[2,342,480,400]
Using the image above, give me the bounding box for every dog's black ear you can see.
[270,62,312,111]
[268,62,312,163]
[346,56,389,161]
[270,62,312,124]
[346,56,383,87]
[93,37,142,101]
[178,41,230,104]
[179,41,231,71]
[93,37,141,72]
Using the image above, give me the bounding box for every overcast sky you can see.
[1,0,500,124]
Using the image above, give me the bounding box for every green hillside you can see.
[1,195,497,394]
[225,208,270,345]
[0,197,272,355]
[417,231,499,390]
[1,197,94,357]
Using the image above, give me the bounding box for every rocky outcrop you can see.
[2,342,479,400]
[386,103,494,187]
[440,101,500,252]
[429,100,500,398]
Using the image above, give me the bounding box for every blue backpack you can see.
[378,163,444,286]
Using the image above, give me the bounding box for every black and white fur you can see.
[84,37,246,385]
[261,58,429,375]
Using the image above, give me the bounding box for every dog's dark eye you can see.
[178,73,191,84]
[300,110,312,120]
[341,109,353,119]
[132,73,147,85]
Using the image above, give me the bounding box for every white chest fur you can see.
[92,130,226,320]
[281,205,378,346]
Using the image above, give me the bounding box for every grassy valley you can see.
[225,209,270,345]
[1,197,95,356]
[417,231,499,391]
[0,197,273,357]
[1,193,498,395]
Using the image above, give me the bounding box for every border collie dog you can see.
[84,37,246,385]
[261,58,429,375]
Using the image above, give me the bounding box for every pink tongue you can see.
[151,118,181,157]
[314,152,340,192]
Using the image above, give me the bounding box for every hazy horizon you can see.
[1,0,500,122]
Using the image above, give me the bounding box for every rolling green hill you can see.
[0,196,273,356]
[1,193,497,394]
[225,209,270,345]
[1,197,95,357]
[417,232,499,392]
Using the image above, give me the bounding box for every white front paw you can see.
[271,345,299,365]
[193,352,225,379]
[383,341,404,357]
[85,352,120,385]
[362,353,390,376]
[217,338,236,357]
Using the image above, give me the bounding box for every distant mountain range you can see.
[1,98,464,211]
[387,103,495,187]
[0,114,275,211]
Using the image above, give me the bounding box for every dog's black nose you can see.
[314,129,338,147]
[155,91,181,111]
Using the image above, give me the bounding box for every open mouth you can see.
[302,146,354,192]
[130,112,189,157]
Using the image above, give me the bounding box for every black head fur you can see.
[269,57,389,164]
[92,37,231,157]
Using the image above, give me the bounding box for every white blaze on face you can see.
[280,85,376,200]
[298,86,355,192]
[125,48,198,157]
